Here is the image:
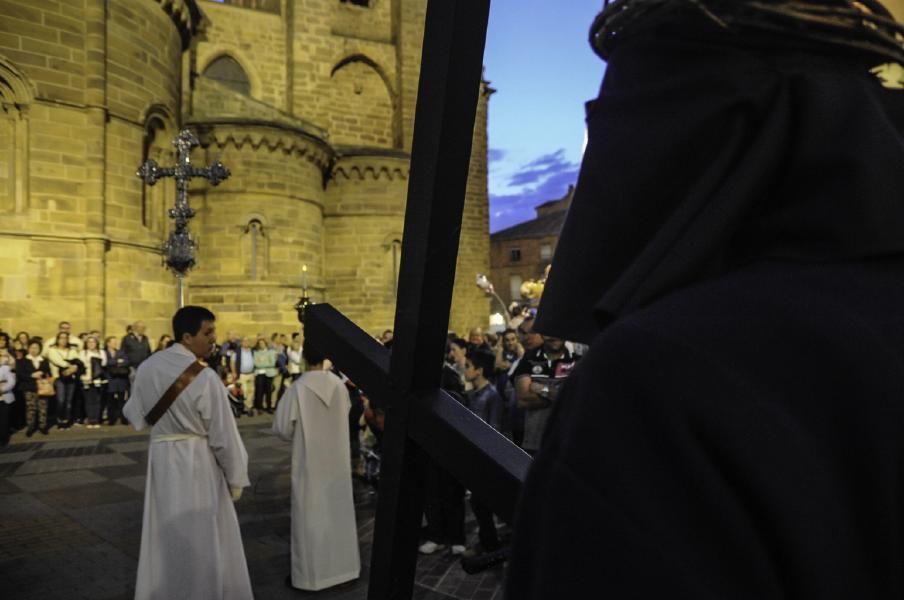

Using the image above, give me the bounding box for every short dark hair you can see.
[27,338,43,353]
[302,338,325,366]
[466,347,496,378]
[173,306,216,342]
[448,337,467,352]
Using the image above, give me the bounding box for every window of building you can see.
[509,248,521,263]
[390,239,402,297]
[141,114,172,233]
[203,55,251,96]
[340,0,370,6]
[243,218,268,280]
[509,275,523,301]
[540,244,553,261]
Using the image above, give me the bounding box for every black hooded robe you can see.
[506,4,904,598]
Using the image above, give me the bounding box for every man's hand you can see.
[230,486,243,502]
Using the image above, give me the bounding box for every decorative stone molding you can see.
[332,149,411,182]
[0,55,36,110]
[152,0,201,50]
[191,121,335,172]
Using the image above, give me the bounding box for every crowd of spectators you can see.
[0,321,305,447]
[358,306,586,561]
[0,311,582,565]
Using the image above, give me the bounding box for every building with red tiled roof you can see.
[490,185,574,307]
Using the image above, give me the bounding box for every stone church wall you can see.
[0,0,188,336]
[324,152,409,334]
[195,2,287,109]
[0,0,491,343]
[186,124,331,334]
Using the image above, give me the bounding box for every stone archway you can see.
[0,55,34,213]
[325,55,395,147]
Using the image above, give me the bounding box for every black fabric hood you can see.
[534,13,904,343]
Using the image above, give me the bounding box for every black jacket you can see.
[121,334,151,368]
[16,356,51,394]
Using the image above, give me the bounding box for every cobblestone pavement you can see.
[0,418,505,600]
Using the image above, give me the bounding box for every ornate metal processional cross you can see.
[303,1,531,598]
[136,129,231,307]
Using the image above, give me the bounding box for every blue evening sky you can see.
[483,1,606,232]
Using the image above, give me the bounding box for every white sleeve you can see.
[1,368,16,394]
[122,362,151,431]
[199,372,250,489]
[271,384,299,442]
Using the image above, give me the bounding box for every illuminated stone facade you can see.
[0,0,490,340]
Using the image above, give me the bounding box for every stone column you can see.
[84,238,108,332]
[85,0,108,329]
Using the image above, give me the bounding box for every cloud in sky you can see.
[490,148,579,233]
[487,148,506,164]
[507,149,572,187]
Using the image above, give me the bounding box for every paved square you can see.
[0,416,504,599]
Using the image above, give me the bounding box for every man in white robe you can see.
[273,340,360,591]
[124,306,253,600]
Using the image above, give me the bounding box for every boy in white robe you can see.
[273,339,360,591]
[124,306,253,600]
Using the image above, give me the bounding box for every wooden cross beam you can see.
[304,1,532,598]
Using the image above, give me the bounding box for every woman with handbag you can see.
[80,336,107,429]
[104,336,130,426]
[47,332,80,428]
[17,339,52,436]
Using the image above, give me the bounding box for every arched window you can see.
[242,218,268,280]
[390,238,401,297]
[341,0,370,6]
[203,55,251,96]
[141,114,172,233]
[0,58,33,213]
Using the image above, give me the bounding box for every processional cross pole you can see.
[301,1,531,598]
[136,129,231,307]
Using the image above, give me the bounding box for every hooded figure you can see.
[272,341,360,591]
[508,1,904,597]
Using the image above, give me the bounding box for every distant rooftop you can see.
[491,185,574,241]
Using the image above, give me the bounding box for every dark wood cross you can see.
[303,1,532,598]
